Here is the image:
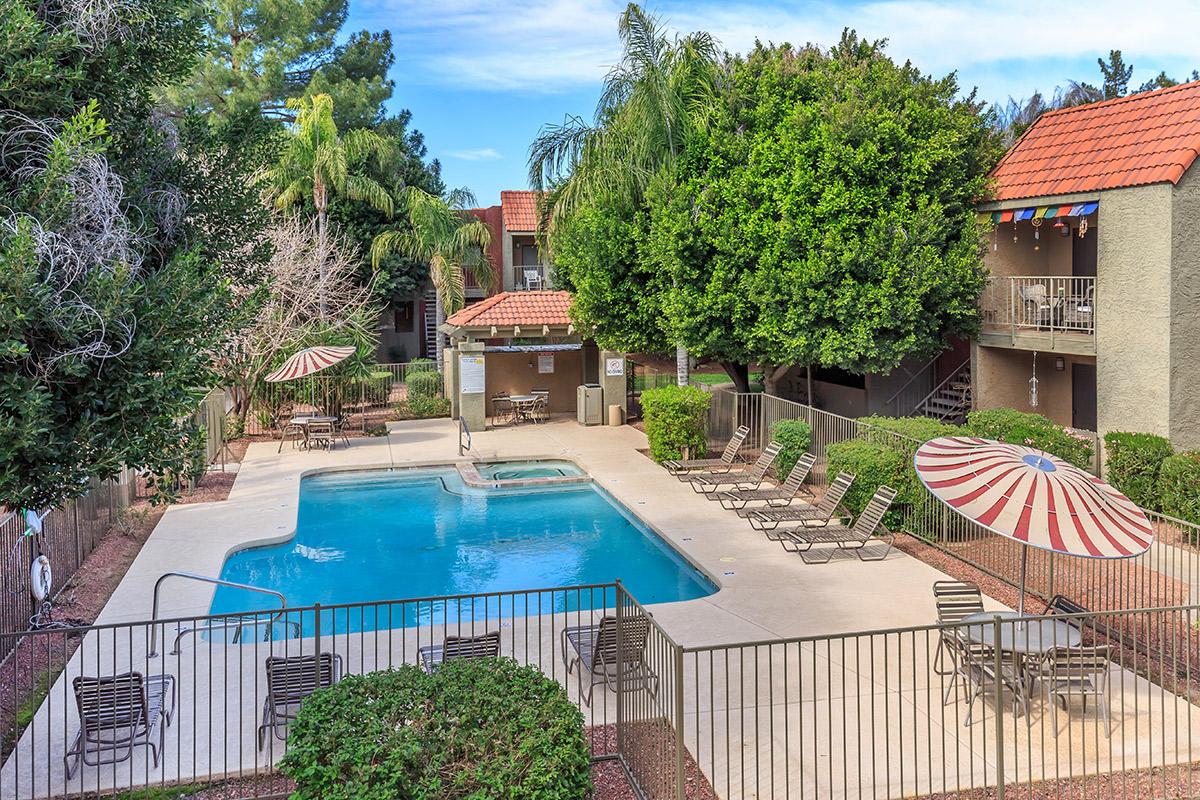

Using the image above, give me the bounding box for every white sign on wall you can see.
[605,357,625,377]
[460,355,485,394]
[538,354,555,374]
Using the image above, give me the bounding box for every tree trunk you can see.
[434,291,446,372]
[675,344,689,386]
[317,207,328,319]
[763,364,793,397]
[719,362,751,393]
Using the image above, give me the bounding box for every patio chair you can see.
[561,614,658,705]
[1040,645,1114,737]
[276,410,305,453]
[717,453,816,510]
[777,485,897,563]
[680,441,783,496]
[663,425,749,475]
[749,472,855,531]
[523,268,544,290]
[257,652,343,749]
[1018,284,1057,328]
[491,392,514,425]
[65,671,176,778]
[531,389,550,422]
[932,581,985,701]
[305,420,334,450]
[418,631,502,673]
[948,630,1028,725]
[333,413,351,447]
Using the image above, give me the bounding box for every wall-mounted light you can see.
[1055,357,1065,372]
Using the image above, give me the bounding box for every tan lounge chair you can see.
[748,472,856,532]
[681,441,783,496]
[418,631,502,673]
[718,452,816,510]
[664,425,750,476]
[778,485,897,563]
[65,671,176,778]
[257,652,342,749]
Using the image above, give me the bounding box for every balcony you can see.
[978,275,1095,354]
[513,264,549,291]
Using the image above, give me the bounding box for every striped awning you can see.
[980,201,1098,225]
[914,436,1152,559]
[264,346,356,383]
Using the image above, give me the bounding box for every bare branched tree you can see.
[215,217,379,418]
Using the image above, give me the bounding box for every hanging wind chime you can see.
[1031,217,1042,250]
[1029,351,1040,408]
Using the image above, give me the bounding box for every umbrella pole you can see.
[1018,545,1028,617]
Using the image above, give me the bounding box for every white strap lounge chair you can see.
[777,485,897,563]
[418,631,502,673]
[664,425,750,476]
[749,472,856,532]
[718,452,816,510]
[681,441,783,496]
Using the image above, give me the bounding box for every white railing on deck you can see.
[980,275,1095,338]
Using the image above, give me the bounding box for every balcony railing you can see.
[981,275,1095,338]
[513,264,548,290]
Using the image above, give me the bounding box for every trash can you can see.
[576,384,603,425]
[607,404,625,427]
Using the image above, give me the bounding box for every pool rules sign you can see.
[460,355,485,394]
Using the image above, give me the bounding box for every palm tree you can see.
[528,3,717,385]
[262,93,394,315]
[370,187,495,369]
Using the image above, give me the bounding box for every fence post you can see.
[992,614,1006,800]
[615,582,624,758]
[674,643,686,800]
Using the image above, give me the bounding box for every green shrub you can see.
[964,408,1093,470]
[395,396,450,419]
[641,384,711,462]
[770,419,812,478]
[223,414,245,440]
[357,370,392,399]
[281,660,591,800]
[1159,451,1200,526]
[825,439,912,527]
[1103,432,1173,509]
[406,358,436,374]
[406,369,441,399]
[858,415,961,450]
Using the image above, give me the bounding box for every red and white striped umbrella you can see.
[264,346,356,383]
[915,436,1152,614]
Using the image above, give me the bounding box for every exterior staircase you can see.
[915,360,972,424]
[422,288,439,359]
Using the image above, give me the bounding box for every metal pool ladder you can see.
[148,571,298,657]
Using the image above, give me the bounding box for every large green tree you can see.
[163,0,392,128]
[529,3,717,385]
[649,35,998,394]
[0,0,245,510]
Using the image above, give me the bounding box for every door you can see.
[1071,362,1097,431]
[1072,227,1097,277]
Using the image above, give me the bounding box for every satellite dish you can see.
[30,556,52,602]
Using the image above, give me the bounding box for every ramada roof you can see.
[500,190,539,231]
[444,290,572,330]
[990,79,1200,202]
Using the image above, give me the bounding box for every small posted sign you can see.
[538,354,555,374]
[605,357,625,377]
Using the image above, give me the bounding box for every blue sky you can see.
[346,0,1199,206]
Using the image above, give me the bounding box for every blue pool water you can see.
[210,467,715,632]
[476,459,584,480]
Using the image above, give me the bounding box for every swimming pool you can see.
[475,459,584,480]
[210,467,715,631]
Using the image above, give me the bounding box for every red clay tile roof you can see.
[445,290,572,329]
[990,80,1200,201]
[500,190,539,231]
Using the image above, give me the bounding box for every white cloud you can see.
[359,0,1200,98]
[447,147,504,161]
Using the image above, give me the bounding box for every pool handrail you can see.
[459,416,472,456]
[148,571,289,657]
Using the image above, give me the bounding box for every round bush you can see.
[964,408,1093,470]
[406,369,441,399]
[769,419,812,479]
[858,415,961,449]
[641,384,710,462]
[406,358,436,374]
[1103,431,1173,510]
[1159,451,1200,526]
[825,438,912,527]
[281,659,591,800]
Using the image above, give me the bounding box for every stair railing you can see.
[880,355,940,418]
[913,358,972,420]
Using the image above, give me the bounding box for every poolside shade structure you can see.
[914,436,1153,616]
[264,346,356,383]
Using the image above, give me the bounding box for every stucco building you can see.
[973,80,1200,448]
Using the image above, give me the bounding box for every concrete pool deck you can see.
[4,417,1198,798]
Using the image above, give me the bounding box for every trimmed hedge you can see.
[1160,451,1200,526]
[1103,432,1173,510]
[395,395,450,419]
[641,384,710,462]
[281,659,591,800]
[825,439,912,527]
[964,408,1093,469]
[858,415,961,449]
[406,358,436,374]
[770,419,812,479]
[406,369,441,399]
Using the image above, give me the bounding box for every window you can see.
[393,301,415,333]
